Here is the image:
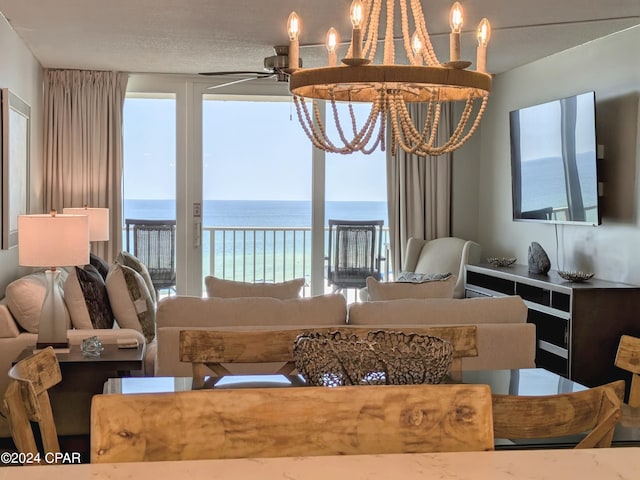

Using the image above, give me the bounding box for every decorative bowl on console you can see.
[557,271,595,282]
[487,257,517,268]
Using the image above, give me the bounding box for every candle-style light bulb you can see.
[287,12,300,71]
[477,18,491,47]
[449,2,464,62]
[326,27,339,67]
[476,18,491,73]
[350,0,364,59]
[411,31,423,65]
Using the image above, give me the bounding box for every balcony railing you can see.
[202,226,391,300]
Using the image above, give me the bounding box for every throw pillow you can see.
[204,276,305,299]
[365,275,456,301]
[106,263,156,342]
[64,264,115,330]
[116,251,157,305]
[90,253,110,280]
[395,272,453,283]
[5,271,72,333]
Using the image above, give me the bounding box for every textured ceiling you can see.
[0,0,638,77]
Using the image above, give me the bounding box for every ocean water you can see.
[124,199,388,227]
[519,154,598,222]
[123,199,388,283]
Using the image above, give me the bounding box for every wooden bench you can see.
[91,383,494,463]
[179,325,478,388]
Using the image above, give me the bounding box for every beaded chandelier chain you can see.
[286,1,492,156]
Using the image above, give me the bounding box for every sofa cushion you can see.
[5,271,72,333]
[157,294,347,328]
[106,263,156,342]
[0,305,20,338]
[116,251,157,304]
[348,296,528,325]
[365,275,456,301]
[64,265,115,330]
[204,276,305,299]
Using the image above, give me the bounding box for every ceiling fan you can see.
[200,45,301,89]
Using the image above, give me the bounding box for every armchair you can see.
[402,237,481,298]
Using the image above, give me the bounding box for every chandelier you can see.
[286,1,492,156]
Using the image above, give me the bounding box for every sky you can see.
[514,92,596,162]
[123,97,387,202]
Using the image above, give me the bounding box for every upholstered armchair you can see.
[401,237,481,299]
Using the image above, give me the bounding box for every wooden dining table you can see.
[1,448,638,479]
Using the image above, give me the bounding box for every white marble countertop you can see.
[1,448,638,479]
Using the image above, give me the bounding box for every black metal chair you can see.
[125,219,176,295]
[327,219,384,292]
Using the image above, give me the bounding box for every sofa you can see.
[0,254,160,439]
[155,293,535,377]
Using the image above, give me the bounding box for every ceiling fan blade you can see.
[207,74,276,90]
[199,70,270,76]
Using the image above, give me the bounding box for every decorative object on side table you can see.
[81,336,104,357]
[487,257,517,268]
[527,241,551,274]
[558,271,595,283]
[293,330,453,387]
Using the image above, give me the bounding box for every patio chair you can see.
[2,347,61,461]
[327,219,384,291]
[125,218,176,295]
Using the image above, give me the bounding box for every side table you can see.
[13,343,145,457]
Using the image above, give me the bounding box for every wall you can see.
[0,14,43,295]
[453,25,640,286]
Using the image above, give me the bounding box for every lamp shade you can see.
[63,207,110,242]
[18,214,90,267]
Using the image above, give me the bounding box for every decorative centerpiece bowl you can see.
[293,330,453,387]
[487,257,517,267]
[81,335,104,357]
[558,271,594,282]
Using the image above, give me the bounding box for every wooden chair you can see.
[179,325,478,389]
[2,347,61,459]
[492,380,624,448]
[615,334,640,407]
[91,382,494,463]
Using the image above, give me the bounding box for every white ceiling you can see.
[0,0,638,77]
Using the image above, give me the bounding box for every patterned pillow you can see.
[106,263,156,342]
[64,265,115,329]
[395,272,453,283]
[204,276,305,299]
[90,253,110,280]
[116,251,157,305]
[366,275,456,301]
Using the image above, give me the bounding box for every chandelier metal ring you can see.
[290,65,491,103]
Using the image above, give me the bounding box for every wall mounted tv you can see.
[510,91,601,226]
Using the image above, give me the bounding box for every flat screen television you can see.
[510,91,600,225]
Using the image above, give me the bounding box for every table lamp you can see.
[18,211,89,349]
[62,206,109,242]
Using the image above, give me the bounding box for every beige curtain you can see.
[387,103,452,274]
[43,69,128,262]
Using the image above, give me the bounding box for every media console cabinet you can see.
[465,264,640,394]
